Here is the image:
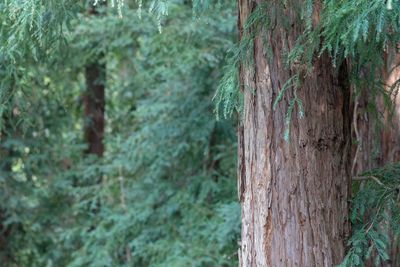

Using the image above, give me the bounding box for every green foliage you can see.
[272,74,303,141]
[214,0,400,128]
[3,0,400,266]
[0,1,238,266]
[288,0,400,114]
[339,164,400,267]
[214,2,269,119]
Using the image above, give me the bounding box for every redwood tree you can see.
[237,1,352,266]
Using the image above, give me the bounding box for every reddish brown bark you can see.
[84,62,105,156]
[382,48,400,267]
[83,2,106,223]
[354,46,400,173]
[238,1,351,266]
[354,46,400,267]
[84,1,105,157]
[381,47,400,163]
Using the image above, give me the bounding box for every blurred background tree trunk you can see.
[84,1,106,157]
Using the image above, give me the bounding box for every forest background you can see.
[2,0,400,266]
[0,1,239,266]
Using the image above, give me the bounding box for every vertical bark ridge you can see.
[382,47,400,266]
[381,47,400,164]
[238,1,351,266]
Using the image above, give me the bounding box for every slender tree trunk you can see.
[84,1,105,157]
[0,108,14,265]
[381,47,400,163]
[84,61,105,156]
[0,135,10,265]
[382,47,400,267]
[354,46,400,173]
[238,1,352,266]
[83,0,106,229]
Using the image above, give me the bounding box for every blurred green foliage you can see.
[0,1,239,266]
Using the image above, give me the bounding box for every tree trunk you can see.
[354,45,400,267]
[84,1,105,157]
[83,1,106,226]
[354,45,400,173]
[0,107,14,265]
[238,1,352,266]
[84,62,105,156]
[382,47,400,267]
[381,46,400,164]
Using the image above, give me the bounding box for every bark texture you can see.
[238,1,352,266]
[381,47,400,164]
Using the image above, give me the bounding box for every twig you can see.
[353,175,384,186]
[352,94,361,176]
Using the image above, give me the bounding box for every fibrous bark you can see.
[238,1,352,266]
